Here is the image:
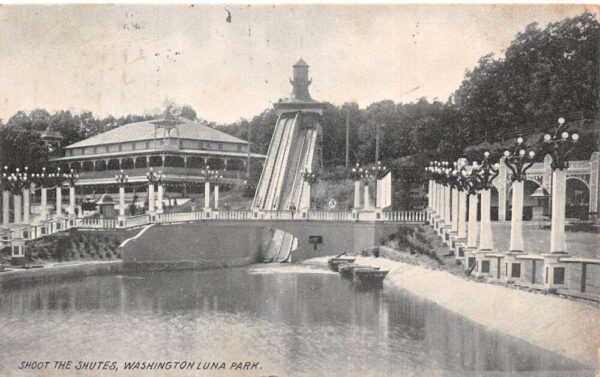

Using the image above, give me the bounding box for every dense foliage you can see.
[0,12,597,171]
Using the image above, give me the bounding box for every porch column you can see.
[22,187,30,225]
[214,184,219,210]
[432,182,438,214]
[467,194,478,249]
[458,190,468,239]
[451,187,459,233]
[550,169,567,253]
[427,180,433,209]
[148,184,155,214]
[509,180,525,252]
[157,184,164,214]
[301,182,311,210]
[204,181,211,209]
[3,190,10,226]
[353,181,361,209]
[479,188,493,251]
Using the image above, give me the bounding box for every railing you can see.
[124,214,150,228]
[76,167,244,181]
[561,257,600,297]
[76,217,117,229]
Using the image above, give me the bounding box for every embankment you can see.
[348,256,600,367]
[0,261,122,289]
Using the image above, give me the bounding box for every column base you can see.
[463,248,477,273]
[503,251,524,283]
[453,239,467,261]
[117,215,127,228]
[542,253,569,292]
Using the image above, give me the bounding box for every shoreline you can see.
[0,260,123,288]
[310,255,600,368]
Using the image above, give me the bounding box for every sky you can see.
[0,4,592,124]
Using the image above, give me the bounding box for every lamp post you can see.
[115,170,129,218]
[372,161,389,209]
[201,167,221,210]
[472,152,500,252]
[543,117,579,254]
[350,163,364,210]
[1,167,30,263]
[63,169,79,221]
[52,167,64,219]
[31,167,50,222]
[146,168,164,216]
[503,138,536,253]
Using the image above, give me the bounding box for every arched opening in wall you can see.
[82,161,94,172]
[507,180,546,221]
[135,157,147,169]
[95,160,107,171]
[70,162,81,173]
[491,186,499,221]
[566,178,590,220]
[226,159,245,171]
[207,158,224,170]
[107,159,120,171]
[121,158,134,169]
[164,155,184,168]
[187,156,205,169]
[149,155,163,167]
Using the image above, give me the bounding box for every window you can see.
[237,144,243,152]
[218,143,223,150]
[511,263,521,278]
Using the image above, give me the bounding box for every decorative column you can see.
[479,188,493,251]
[13,193,22,225]
[204,181,211,209]
[146,168,163,220]
[457,190,468,239]
[148,184,155,214]
[115,170,128,226]
[214,184,220,210]
[55,185,62,219]
[444,185,451,227]
[301,169,318,213]
[353,180,361,209]
[22,187,30,225]
[157,184,164,214]
[2,190,9,227]
[541,118,579,291]
[467,193,479,249]
[451,185,459,234]
[40,186,48,221]
[364,184,371,210]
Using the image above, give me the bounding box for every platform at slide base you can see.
[121,221,408,270]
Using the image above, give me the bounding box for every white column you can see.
[301,183,311,210]
[434,183,440,214]
[119,186,125,217]
[451,187,459,233]
[214,185,219,210]
[458,190,468,239]
[444,185,451,224]
[467,194,478,248]
[354,181,361,209]
[157,184,164,214]
[479,188,493,251]
[55,186,62,218]
[364,184,371,209]
[204,181,210,209]
[22,188,30,225]
[68,186,75,216]
[40,187,48,221]
[509,180,525,252]
[550,169,567,253]
[14,194,22,224]
[148,184,155,213]
[2,190,9,226]
[433,182,438,214]
[428,180,433,209]
[376,178,382,208]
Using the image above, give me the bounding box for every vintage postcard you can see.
[0,3,598,377]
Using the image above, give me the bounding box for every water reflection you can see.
[0,266,592,377]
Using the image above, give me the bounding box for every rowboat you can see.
[352,267,389,287]
[327,256,356,272]
[338,264,380,279]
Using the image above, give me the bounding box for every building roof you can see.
[65,117,247,149]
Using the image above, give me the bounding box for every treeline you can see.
[217,11,599,165]
[1,12,598,170]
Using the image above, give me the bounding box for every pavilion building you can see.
[49,112,265,196]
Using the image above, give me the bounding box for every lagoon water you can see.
[0,263,592,377]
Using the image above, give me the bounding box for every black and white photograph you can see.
[0,3,599,377]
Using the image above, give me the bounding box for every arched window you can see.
[187,156,205,169]
[82,161,94,172]
[121,158,134,169]
[226,159,245,171]
[70,162,81,172]
[164,155,185,168]
[135,157,147,168]
[95,160,107,171]
[206,158,224,170]
[107,159,120,170]
[149,155,163,167]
